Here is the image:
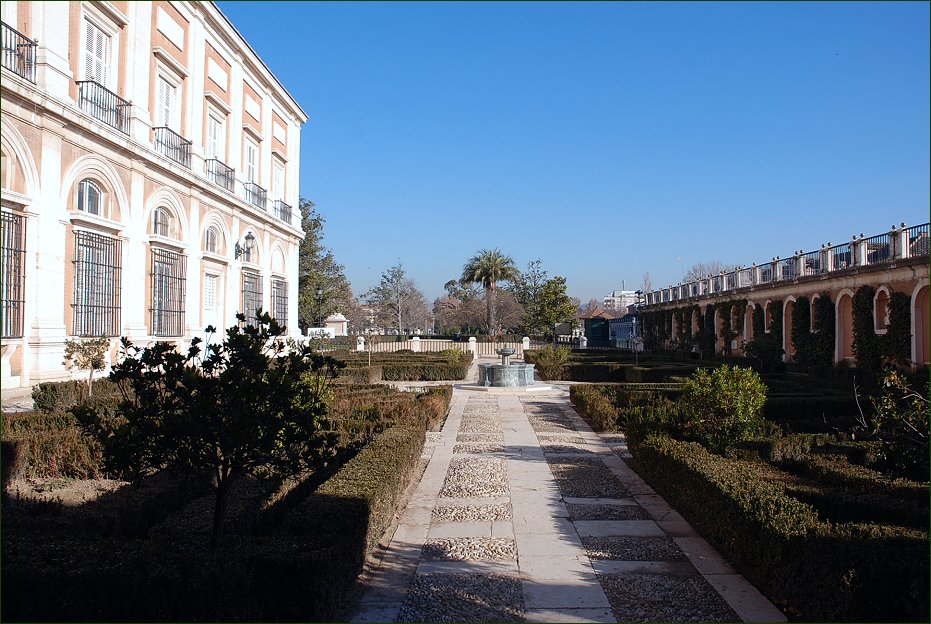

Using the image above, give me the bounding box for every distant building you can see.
[603,290,639,312]
[608,312,641,350]
[579,307,615,345]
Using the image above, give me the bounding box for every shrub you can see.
[1,410,102,479]
[632,433,929,621]
[569,385,620,431]
[525,345,569,380]
[679,365,767,453]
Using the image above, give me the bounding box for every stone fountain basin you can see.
[478,362,536,387]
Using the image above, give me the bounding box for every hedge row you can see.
[631,433,929,621]
[569,385,620,431]
[1,410,102,479]
[1,396,443,621]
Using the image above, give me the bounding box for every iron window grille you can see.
[150,248,186,337]
[152,208,171,237]
[1,210,26,338]
[241,270,263,324]
[73,230,121,336]
[271,278,288,329]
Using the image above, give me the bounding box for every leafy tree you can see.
[460,248,519,335]
[364,261,431,335]
[533,276,578,343]
[62,337,110,396]
[298,199,351,331]
[73,311,342,548]
[679,365,767,453]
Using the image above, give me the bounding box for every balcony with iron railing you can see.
[1,21,36,83]
[205,158,235,192]
[272,199,292,224]
[76,80,131,134]
[643,222,931,307]
[243,182,267,210]
[153,127,192,169]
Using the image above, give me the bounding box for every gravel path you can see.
[352,380,787,624]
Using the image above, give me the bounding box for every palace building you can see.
[1,1,307,389]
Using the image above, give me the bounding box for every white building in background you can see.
[603,289,639,312]
[1,1,307,390]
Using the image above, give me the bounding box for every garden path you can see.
[351,358,786,623]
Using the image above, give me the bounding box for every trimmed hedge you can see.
[1,410,102,479]
[631,433,929,621]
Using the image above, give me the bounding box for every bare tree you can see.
[364,262,430,335]
[683,261,735,282]
[641,272,652,293]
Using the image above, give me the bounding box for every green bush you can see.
[679,365,767,453]
[31,379,123,414]
[569,385,620,431]
[632,433,929,621]
[524,345,569,380]
[1,410,102,479]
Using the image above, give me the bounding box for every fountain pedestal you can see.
[470,347,548,391]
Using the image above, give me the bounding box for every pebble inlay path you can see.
[352,359,787,623]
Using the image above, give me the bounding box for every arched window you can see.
[77,178,103,215]
[152,207,172,237]
[205,226,219,253]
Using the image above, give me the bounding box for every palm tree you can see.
[460,248,519,335]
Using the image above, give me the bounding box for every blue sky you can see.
[217,1,930,303]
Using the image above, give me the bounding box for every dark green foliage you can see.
[679,365,768,453]
[743,304,785,372]
[73,311,343,547]
[790,297,816,364]
[524,345,570,380]
[852,285,881,375]
[632,434,929,622]
[0,410,102,479]
[696,304,717,359]
[334,350,471,381]
[764,395,861,432]
[810,294,837,368]
[885,291,912,365]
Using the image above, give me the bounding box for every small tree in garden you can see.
[62,336,110,396]
[73,311,343,549]
[679,365,767,453]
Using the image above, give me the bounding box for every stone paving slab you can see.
[351,382,786,623]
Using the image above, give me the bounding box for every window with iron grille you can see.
[151,248,186,337]
[2,210,26,338]
[241,270,262,323]
[73,230,121,336]
[271,278,288,329]
[152,207,171,237]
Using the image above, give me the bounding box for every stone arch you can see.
[691,308,700,335]
[270,242,287,276]
[200,210,231,257]
[144,187,189,246]
[0,122,40,197]
[783,297,797,362]
[713,307,723,354]
[873,285,891,333]
[60,155,130,223]
[810,293,821,331]
[763,300,774,333]
[911,280,930,368]
[744,302,756,342]
[835,288,856,364]
[730,305,744,353]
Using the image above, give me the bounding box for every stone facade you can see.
[1,1,307,389]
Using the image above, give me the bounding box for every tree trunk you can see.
[88,369,94,397]
[487,283,496,335]
[210,471,232,550]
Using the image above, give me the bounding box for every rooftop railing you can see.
[153,127,192,169]
[1,21,36,83]
[644,222,930,307]
[76,80,131,134]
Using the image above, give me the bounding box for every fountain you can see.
[467,348,550,392]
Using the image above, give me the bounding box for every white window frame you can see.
[204,226,219,254]
[244,137,259,183]
[81,9,119,89]
[77,179,106,217]
[206,108,226,161]
[155,73,181,130]
[271,160,284,201]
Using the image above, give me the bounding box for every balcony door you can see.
[156,75,179,131]
[83,19,111,87]
[244,139,258,183]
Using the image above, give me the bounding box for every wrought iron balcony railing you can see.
[153,126,192,169]
[1,21,36,83]
[243,182,267,210]
[76,80,131,134]
[205,158,235,192]
[272,199,292,224]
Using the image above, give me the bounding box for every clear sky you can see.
[217,1,930,303]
